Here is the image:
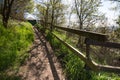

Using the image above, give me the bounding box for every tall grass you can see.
[0,19,34,79]
[44,28,120,80]
[46,31,94,80]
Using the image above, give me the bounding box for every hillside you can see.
[0,18,34,79]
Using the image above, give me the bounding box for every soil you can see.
[17,27,66,80]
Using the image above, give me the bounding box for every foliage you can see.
[116,16,120,26]
[0,19,34,79]
[0,72,21,80]
[35,23,46,33]
[73,0,103,29]
[44,28,120,80]
[2,0,14,28]
[11,0,34,20]
[45,30,92,80]
[36,0,67,28]
[93,25,120,66]
[72,0,105,47]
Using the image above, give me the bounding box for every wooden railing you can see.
[40,21,120,73]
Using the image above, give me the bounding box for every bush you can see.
[46,31,90,80]
[0,20,34,74]
[35,24,46,33]
[46,30,120,80]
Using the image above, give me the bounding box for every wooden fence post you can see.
[84,38,91,70]
[84,38,92,78]
[86,44,90,60]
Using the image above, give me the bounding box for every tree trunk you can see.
[2,17,8,28]
[51,6,54,31]
[76,36,83,47]
[76,22,84,48]
[2,0,14,28]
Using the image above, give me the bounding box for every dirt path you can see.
[17,27,66,80]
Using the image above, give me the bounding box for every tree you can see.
[37,0,66,30]
[2,0,14,28]
[116,16,120,26]
[115,17,120,43]
[68,6,74,27]
[0,0,4,14]
[74,0,102,30]
[110,0,120,2]
[37,0,50,28]
[109,0,120,40]
[11,0,34,20]
[73,0,103,47]
[51,1,66,26]
[49,0,66,30]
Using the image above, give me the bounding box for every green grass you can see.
[46,31,93,80]
[0,19,34,79]
[44,27,120,80]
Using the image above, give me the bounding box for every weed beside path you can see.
[17,27,66,80]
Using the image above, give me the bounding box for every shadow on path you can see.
[17,27,65,80]
[34,27,60,80]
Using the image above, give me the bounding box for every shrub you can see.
[46,30,120,80]
[0,20,34,74]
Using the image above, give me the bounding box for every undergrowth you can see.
[0,19,34,79]
[46,31,94,80]
[44,29,120,80]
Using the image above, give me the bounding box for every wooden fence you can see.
[40,21,120,73]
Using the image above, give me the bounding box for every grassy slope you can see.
[43,27,120,80]
[0,19,34,79]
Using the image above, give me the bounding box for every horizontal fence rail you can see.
[44,22,108,42]
[40,21,120,73]
[52,33,120,73]
[53,25,108,42]
[85,38,120,49]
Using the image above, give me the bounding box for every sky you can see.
[99,0,119,25]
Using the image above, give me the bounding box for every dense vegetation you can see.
[48,31,120,80]
[37,24,120,80]
[0,0,120,79]
[0,18,34,79]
